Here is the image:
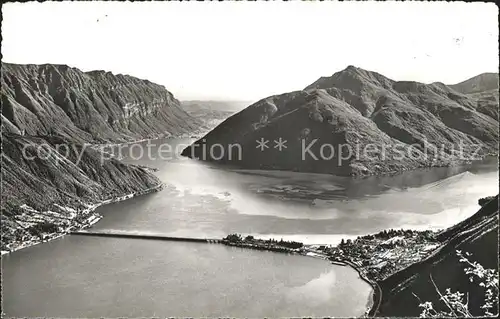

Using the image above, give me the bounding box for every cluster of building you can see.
[326,229,440,281]
[1,203,102,254]
[217,229,441,288]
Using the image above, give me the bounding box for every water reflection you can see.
[286,270,336,306]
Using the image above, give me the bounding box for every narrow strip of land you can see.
[70,230,221,243]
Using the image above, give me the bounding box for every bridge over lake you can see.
[71,230,221,243]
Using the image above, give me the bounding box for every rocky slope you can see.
[182,66,499,176]
[1,63,202,143]
[1,133,162,251]
[376,195,499,316]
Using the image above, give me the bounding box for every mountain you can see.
[182,66,499,176]
[449,72,499,94]
[376,195,499,316]
[1,63,202,143]
[1,63,202,251]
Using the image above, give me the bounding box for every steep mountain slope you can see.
[182,66,499,176]
[0,63,202,251]
[449,72,499,94]
[1,63,202,143]
[376,195,499,316]
[1,133,162,251]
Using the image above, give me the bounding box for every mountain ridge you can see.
[182,66,499,177]
[1,62,202,143]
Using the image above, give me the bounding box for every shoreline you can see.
[2,183,164,255]
[328,259,381,317]
[298,250,378,317]
[183,153,498,179]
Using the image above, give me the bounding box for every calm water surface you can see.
[2,138,498,317]
[3,236,371,317]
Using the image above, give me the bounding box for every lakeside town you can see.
[222,229,441,282]
[1,183,164,255]
[1,203,103,254]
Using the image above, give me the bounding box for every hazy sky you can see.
[2,1,498,101]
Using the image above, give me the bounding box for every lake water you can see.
[2,138,498,317]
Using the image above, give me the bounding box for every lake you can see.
[2,138,498,317]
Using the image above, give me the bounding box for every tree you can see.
[415,250,499,317]
[224,233,242,243]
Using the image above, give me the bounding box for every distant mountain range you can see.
[182,100,251,112]
[183,66,499,176]
[181,100,250,130]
